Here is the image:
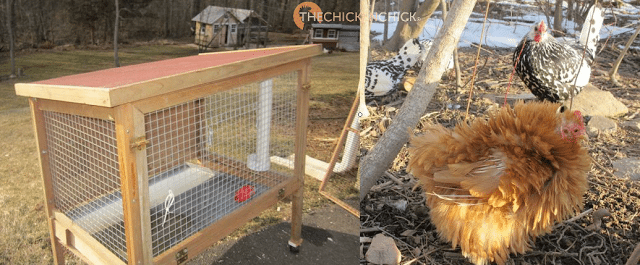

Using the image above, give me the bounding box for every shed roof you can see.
[192,6,263,25]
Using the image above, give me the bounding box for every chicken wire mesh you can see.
[40,71,299,262]
[42,111,128,262]
[143,71,299,257]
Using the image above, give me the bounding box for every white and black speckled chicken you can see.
[513,4,603,102]
[364,38,423,98]
[415,39,454,71]
[365,39,454,99]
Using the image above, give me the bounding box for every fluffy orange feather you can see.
[407,101,590,265]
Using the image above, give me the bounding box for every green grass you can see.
[0,45,358,264]
[0,45,199,111]
[310,52,359,103]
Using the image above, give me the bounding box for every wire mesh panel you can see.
[43,111,127,262]
[143,71,299,257]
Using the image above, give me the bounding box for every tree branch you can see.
[382,0,440,51]
[610,22,640,86]
[359,0,478,201]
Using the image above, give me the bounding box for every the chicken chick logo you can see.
[293,2,322,30]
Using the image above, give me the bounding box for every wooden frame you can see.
[18,45,321,265]
[318,94,360,217]
[16,45,319,107]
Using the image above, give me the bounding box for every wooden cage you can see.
[15,45,321,264]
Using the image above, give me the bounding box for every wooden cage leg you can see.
[29,98,66,264]
[288,186,304,252]
[289,63,311,252]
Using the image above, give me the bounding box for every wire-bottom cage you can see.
[17,45,320,264]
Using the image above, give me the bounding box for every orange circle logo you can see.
[293,2,322,30]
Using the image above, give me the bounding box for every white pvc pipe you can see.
[332,117,360,173]
[248,79,273,171]
[73,163,216,234]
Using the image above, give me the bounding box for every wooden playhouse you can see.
[15,45,321,264]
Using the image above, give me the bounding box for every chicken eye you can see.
[557,106,567,113]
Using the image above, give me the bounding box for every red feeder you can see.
[234,185,256,202]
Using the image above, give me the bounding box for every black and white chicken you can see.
[513,4,604,102]
[415,39,454,71]
[364,38,423,98]
[364,39,454,99]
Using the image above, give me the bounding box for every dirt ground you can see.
[359,40,640,264]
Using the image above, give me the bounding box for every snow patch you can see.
[371,0,639,50]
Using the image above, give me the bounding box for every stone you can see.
[586,115,617,136]
[365,234,401,265]
[622,119,640,132]
[491,93,536,105]
[572,84,629,117]
[612,158,640,181]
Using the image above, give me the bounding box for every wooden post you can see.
[115,103,151,264]
[29,98,66,265]
[289,60,311,249]
[132,107,153,263]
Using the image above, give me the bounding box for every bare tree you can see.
[114,0,120,67]
[359,0,478,201]
[382,0,440,51]
[441,0,461,89]
[356,0,372,193]
[164,0,170,37]
[383,0,389,43]
[535,0,553,30]
[6,0,16,78]
[554,0,563,32]
[610,22,640,86]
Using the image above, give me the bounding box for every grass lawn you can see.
[0,44,358,264]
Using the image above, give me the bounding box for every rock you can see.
[572,84,629,117]
[478,80,500,89]
[586,115,617,136]
[365,234,401,265]
[622,119,640,132]
[492,93,536,105]
[388,199,408,212]
[612,158,640,181]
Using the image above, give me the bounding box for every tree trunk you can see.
[359,0,478,201]
[610,22,640,86]
[6,0,16,78]
[355,0,372,192]
[554,0,563,32]
[441,0,461,89]
[382,0,440,51]
[383,0,389,43]
[164,0,170,37]
[114,0,120,67]
[278,0,288,31]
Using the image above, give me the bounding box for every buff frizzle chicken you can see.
[407,101,591,265]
